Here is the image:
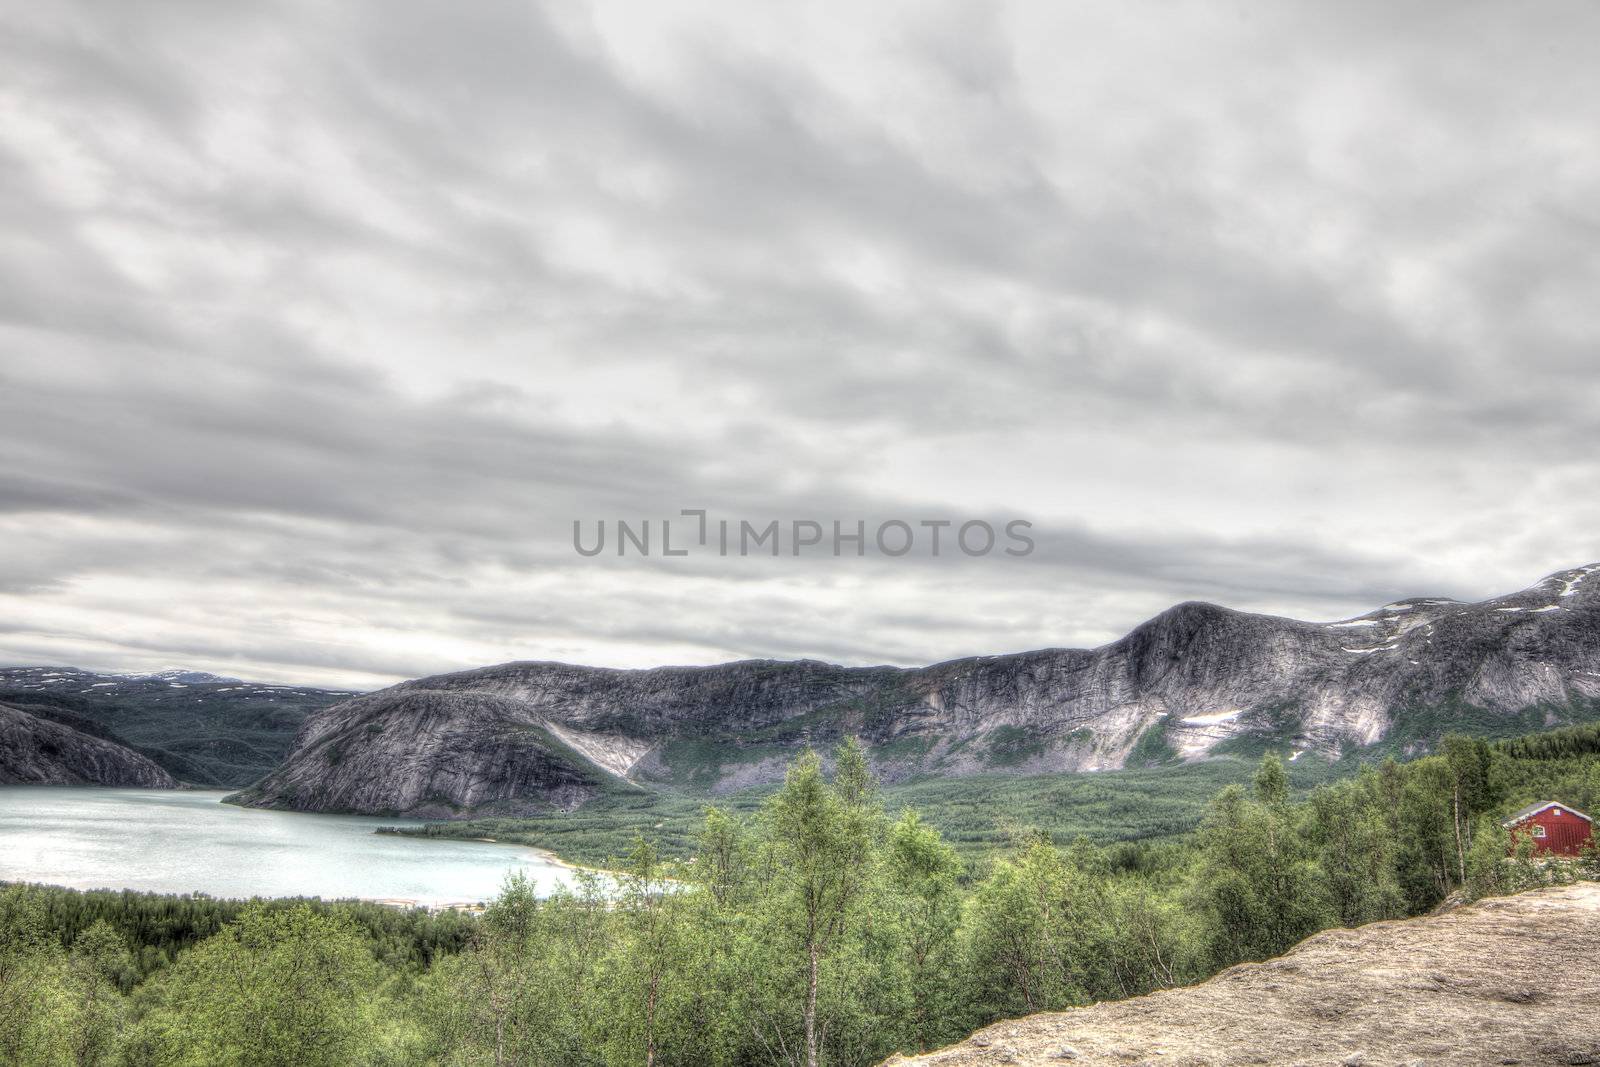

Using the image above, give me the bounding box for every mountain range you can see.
[8,564,1598,812]
[223,563,1600,818]
[0,667,355,786]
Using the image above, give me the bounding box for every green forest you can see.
[388,754,1348,870]
[4,725,1600,1067]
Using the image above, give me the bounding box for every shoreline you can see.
[376,825,621,878]
[471,837,590,874]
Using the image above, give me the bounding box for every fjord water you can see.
[0,787,577,905]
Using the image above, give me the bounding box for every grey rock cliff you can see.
[230,691,602,817]
[0,702,179,787]
[236,564,1600,817]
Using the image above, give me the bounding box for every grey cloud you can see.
[1,0,1597,686]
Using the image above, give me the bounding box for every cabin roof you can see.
[1501,801,1594,828]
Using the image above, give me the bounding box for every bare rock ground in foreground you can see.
[888,883,1600,1067]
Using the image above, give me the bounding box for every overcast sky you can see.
[1,1,1597,689]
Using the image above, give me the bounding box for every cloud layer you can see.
[2,0,1598,688]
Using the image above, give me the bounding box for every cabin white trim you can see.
[1501,801,1594,829]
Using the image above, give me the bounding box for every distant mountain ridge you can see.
[0,667,358,787]
[125,669,245,685]
[230,564,1600,819]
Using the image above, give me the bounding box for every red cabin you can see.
[1501,801,1594,858]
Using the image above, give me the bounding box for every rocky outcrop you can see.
[884,883,1600,1066]
[0,702,179,787]
[227,691,605,817]
[238,565,1600,816]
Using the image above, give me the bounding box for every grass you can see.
[636,738,790,792]
[1126,720,1180,767]
[1367,694,1600,756]
[391,756,1341,869]
[1208,701,1309,760]
[385,791,723,867]
[982,725,1048,767]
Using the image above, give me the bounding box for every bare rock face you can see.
[0,702,178,788]
[238,565,1600,817]
[883,883,1600,1066]
[228,691,604,817]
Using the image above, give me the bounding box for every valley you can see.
[8,566,1600,880]
[385,758,1340,868]
[6,724,1597,1066]
[0,667,356,786]
[5,5,1592,1062]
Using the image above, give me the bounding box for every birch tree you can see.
[768,745,877,1067]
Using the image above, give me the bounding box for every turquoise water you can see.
[0,786,578,905]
